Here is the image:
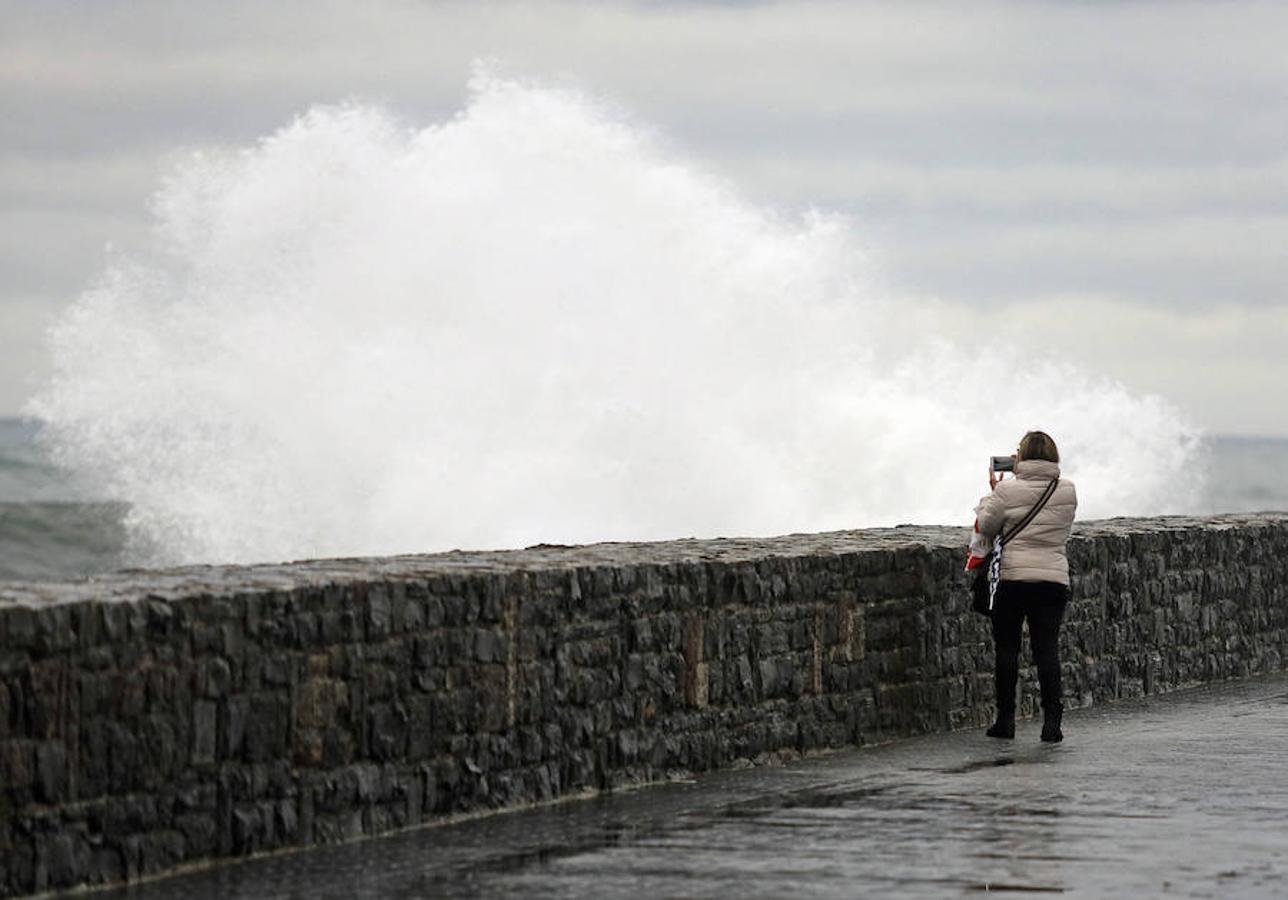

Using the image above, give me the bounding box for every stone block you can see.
[368,703,409,761]
[243,694,290,763]
[199,658,233,699]
[191,701,217,765]
[35,740,66,803]
[221,696,249,759]
[366,585,391,640]
[473,628,506,663]
[3,606,37,650]
[138,830,186,877]
[231,805,261,854]
[261,653,294,687]
[83,844,124,887]
[314,810,364,844]
[480,577,508,623]
[34,832,84,893]
[173,811,216,859]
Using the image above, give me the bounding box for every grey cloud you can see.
[879,215,1288,305]
[917,296,1288,435]
[0,207,147,297]
[0,152,160,213]
[0,297,58,414]
[2,0,1287,433]
[726,157,1288,220]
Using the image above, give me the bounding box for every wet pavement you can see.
[105,673,1288,899]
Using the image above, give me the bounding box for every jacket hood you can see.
[1015,458,1061,480]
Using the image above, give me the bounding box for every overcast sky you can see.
[3,0,1286,435]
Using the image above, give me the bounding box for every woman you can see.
[968,431,1077,742]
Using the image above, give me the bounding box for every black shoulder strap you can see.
[999,478,1059,548]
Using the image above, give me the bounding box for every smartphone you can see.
[990,455,1015,473]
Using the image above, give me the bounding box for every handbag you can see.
[971,477,1060,616]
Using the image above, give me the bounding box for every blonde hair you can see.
[1018,431,1059,463]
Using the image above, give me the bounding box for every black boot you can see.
[989,678,1017,739]
[1041,702,1063,743]
[986,717,1015,739]
[987,699,1015,739]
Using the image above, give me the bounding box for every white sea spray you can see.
[29,71,1204,566]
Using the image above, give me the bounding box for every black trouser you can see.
[990,580,1069,718]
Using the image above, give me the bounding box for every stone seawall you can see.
[2,514,1286,895]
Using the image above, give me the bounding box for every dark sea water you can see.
[0,418,128,581]
[2,417,1287,583]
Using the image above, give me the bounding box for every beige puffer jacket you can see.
[974,459,1078,585]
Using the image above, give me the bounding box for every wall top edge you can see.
[1,512,1285,608]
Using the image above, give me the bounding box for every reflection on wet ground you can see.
[108,674,1288,898]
